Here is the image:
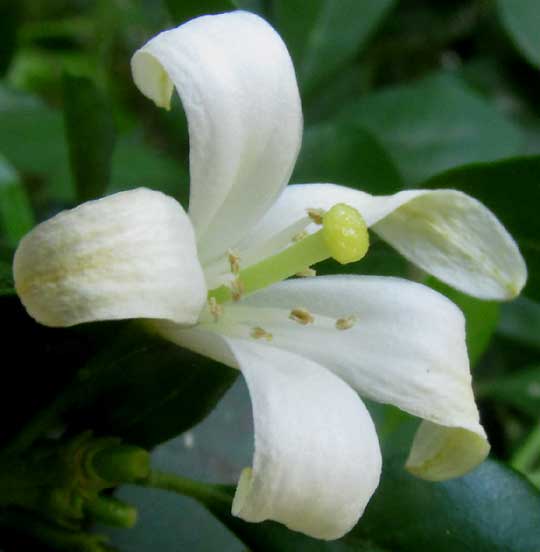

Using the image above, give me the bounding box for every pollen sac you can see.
[322,203,369,265]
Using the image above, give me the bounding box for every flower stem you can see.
[140,470,232,507]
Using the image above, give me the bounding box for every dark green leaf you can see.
[422,156,540,301]
[351,457,540,552]
[64,323,238,449]
[63,74,115,203]
[339,73,523,184]
[477,365,540,419]
[0,155,34,247]
[292,123,403,194]
[274,0,396,95]
[499,297,540,350]
[189,457,540,551]
[0,0,21,76]
[496,0,540,69]
[428,278,499,367]
[166,0,235,24]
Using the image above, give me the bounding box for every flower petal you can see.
[152,323,381,539]
[131,12,302,264]
[183,275,489,480]
[236,184,526,300]
[14,188,206,327]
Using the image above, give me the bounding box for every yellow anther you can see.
[322,203,369,265]
[250,326,273,341]
[228,249,241,275]
[231,277,244,302]
[336,315,356,330]
[289,307,314,325]
[296,267,316,278]
[307,208,325,225]
[208,297,223,322]
[292,231,308,242]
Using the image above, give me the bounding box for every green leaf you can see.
[427,278,499,367]
[61,323,238,450]
[63,74,115,203]
[0,0,21,76]
[339,73,523,184]
[499,297,540,350]
[477,365,540,419]
[165,0,235,24]
[0,84,74,203]
[292,123,403,194]
[274,0,396,95]
[496,0,540,69]
[351,457,540,551]
[0,155,34,247]
[171,457,540,551]
[422,156,540,301]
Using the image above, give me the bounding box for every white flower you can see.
[13,11,526,541]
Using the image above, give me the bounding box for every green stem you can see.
[209,230,330,303]
[141,470,232,507]
[511,423,540,473]
[90,445,150,484]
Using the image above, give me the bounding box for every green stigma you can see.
[322,203,369,264]
[208,203,369,304]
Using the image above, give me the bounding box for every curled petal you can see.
[189,276,489,480]
[14,188,206,327]
[131,11,302,263]
[238,184,526,300]
[152,323,381,539]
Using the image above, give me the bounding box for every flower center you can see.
[208,203,369,304]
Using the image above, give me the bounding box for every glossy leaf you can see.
[274,0,396,95]
[0,155,34,247]
[351,457,540,552]
[64,323,238,449]
[340,73,523,184]
[292,123,403,194]
[422,156,540,301]
[496,0,540,69]
[63,74,115,202]
[178,456,540,551]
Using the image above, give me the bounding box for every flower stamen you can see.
[307,208,325,225]
[250,326,273,341]
[208,297,223,322]
[228,249,241,275]
[289,307,314,325]
[336,315,356,330]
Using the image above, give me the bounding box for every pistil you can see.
[208,203,369,304]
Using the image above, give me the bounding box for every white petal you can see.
[131,12,302,263]
[14,188,206,327]
[181,276,489,480]
[152,324,381,539]
[237,184,526,300]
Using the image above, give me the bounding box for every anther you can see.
[228,249,241,275]
[336,315,356,330]
[307,208,325,225]
[289,307,315,325]
[292,231,308,242]
[208,297,223,322]
[251,326,273,341]
[296,267,316,278]
[231,277,244,301]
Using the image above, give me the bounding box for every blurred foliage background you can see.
[1,0,540,550]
